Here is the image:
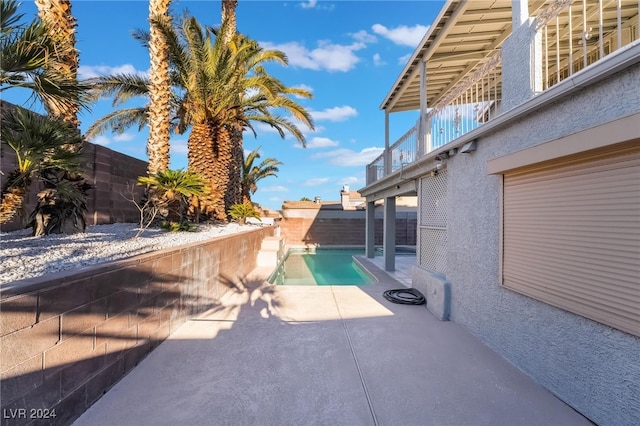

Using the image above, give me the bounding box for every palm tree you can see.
[33,0,80,129]
[0,0,87,115]
[0,106,82,226]
[1,0,90,235]
[220,0,244,208]
[221,0,238,44]
[153,14,315,220]
[146,0,172,174]
[242,147,282,204]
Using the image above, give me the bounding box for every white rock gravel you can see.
[0,222,255,284]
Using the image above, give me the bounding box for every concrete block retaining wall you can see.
[0,227,273,426]
[281,211,417,247]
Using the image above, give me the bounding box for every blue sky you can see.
[7,0,445,210]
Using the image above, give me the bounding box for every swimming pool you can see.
[269,248,375,286]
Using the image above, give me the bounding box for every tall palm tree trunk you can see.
[34,0,80,130]
[188,122,226,221]
[147,0,172,174]
[221,0,238,43]
[0,172,30,225]
[221,0,244,209]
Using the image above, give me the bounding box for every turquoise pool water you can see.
[269,248,374,286]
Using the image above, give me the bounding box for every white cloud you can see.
[311,106,357,122]
[312,147,384,167]
[90,135,111,146]
[170,140,188,154]
[298,0,334,11]
[304,177,330,186]
[260,40,363,72]
[371,24,429,48]
[112,133,136,142]
[79,64,148,79]
[373,53,385,66]
[339,176,361,186]
[87,133,141,147]
[303,137,340,149]
[262,185,289,192]
[351,30,377,44]
[294,83,313,93]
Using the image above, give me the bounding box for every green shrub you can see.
[159,220,199,232]
[228,202,260,224]
[137,169,205,223]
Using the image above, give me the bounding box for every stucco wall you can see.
[443,64,640,426]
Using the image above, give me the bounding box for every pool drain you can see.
[383,288,426,305]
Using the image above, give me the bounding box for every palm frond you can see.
[87,73,150,105]
[85,107,149,139]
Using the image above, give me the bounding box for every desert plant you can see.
[0,107,83,227]
[120,183,160,237]
[28,176,90,236]
[159,220,198,233]
[137,169,205,224]
[228,202,260,225]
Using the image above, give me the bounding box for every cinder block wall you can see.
[280,210,417,247]
[1,141,148,232]
[0,227,272,426]
[84,144,148,226]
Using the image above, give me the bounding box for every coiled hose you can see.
[382,288,426,305]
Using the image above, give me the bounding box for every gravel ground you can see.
[0,222,254,284]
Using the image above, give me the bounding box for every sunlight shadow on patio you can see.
[169,276,395,341]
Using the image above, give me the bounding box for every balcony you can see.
[366,0,639,186]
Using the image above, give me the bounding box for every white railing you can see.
[390,123,418,174]
[366,54,502,185]
[536,0,639,90]
[428,52,502,149]
[367,154,385,184]
[365,0,639,187]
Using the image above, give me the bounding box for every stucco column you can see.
[502,0,541,110]
[383,196,396,271]
[512,0,529,27]
[365,201,376,258]
[418,59,428,157]
[384,111,391,176]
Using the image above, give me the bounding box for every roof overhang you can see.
[381,0,548,113]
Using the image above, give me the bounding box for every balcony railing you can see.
[365,0,639,187]
[536,0,639,90]
[390,124,418,174]
[366,53,502,185]
[427,52,502,150]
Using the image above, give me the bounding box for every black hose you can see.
[383,288,426,305]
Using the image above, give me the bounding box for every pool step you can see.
[257,237,284,268]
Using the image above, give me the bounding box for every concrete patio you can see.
[73,258,591,426]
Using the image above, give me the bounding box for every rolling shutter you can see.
[502,143,640,336]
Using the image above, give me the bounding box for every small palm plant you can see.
[137,169,205,229]
[0,107,83,228]
[228,202,260,225]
